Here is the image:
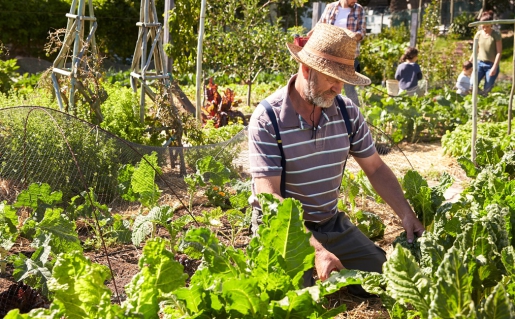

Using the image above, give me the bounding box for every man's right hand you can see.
[314,247,344,281]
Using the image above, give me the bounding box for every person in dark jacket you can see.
[395,47,423,96]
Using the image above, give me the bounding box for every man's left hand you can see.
[401,214,424,243]
[352,32,362,41]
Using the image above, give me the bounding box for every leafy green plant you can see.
[99,82,147,144]
[449,13,476,39]
[117,152,162,208]
[6,183,83,295]
[349,210,386,240]
[0,59,19,92]
[401,170,453,229]
[184,156,232,211]
[442,121,515,166]
[6,194,376,318]
[131,204,192,253]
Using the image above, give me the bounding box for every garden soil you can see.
[0,141,469,318]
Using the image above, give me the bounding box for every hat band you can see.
[303,47,355,66]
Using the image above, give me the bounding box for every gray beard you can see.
[303,78,334,109]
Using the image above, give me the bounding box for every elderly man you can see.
[248,23,424,295]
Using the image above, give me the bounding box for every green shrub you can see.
[449,13,476,39]
[99,82,146,144]
[0,59,19,93]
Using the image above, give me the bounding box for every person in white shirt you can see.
[456,60,473,96]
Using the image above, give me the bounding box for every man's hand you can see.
[401,213,425,243]
[314,247,344,281]
[489,68,498,77]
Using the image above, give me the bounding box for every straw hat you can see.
[287,23,371,86]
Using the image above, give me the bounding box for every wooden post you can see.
[472,37,478,164]
[312,2,322,29]
[509,24,515,135]
[195,0,207,120]
[410,12,418,48]
[450,0,454,26]
[163,0,174,74]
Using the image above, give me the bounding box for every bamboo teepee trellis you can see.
[51,0,101,120]
[130,0,171,123]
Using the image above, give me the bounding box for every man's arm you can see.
[354,152,424,243]
[491,39,502,76]
[254,176,282,200]
[353,5,366,42]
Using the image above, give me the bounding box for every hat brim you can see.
[287,43,371,86]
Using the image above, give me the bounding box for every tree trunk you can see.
[247,81,252,108]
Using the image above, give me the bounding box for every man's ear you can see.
[300,64,311,79]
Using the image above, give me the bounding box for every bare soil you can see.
[0,141,469,318]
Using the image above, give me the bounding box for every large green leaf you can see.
[124,238,188,318]
[195,156,231,186]
[131,152,162,208]
[259,198,314,281]
[383,245,431,318]
[429,247,475,318]
[34,208,82,254]
[501,246,515,276]
[221,278,263,317]
[50,253,125,319]
[270,289,346,319]
[481,283,514,319]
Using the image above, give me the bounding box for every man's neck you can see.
[340,0,351,9]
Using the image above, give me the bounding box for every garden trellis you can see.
[130,0,171,123]
[51,0,99,117]
[468,19,515,163]
[50,0,180,124]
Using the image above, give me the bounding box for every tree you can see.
[167,0,297,106]
[204,0,295,106]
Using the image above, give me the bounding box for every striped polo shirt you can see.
[248,75,376,223]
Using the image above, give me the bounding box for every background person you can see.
[312,0,366,107]
[470,10,502,96]
[395,47,423,96]
[456,60,473,96]
[248,23,424,296]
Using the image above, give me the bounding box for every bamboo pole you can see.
[471,37,478,164]
[195,0,207,120]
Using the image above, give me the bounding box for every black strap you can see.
[260,96,354,198]
[336,95,354,143]
[261,99,287,197]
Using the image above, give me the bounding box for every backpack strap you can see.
[260,99,287,198]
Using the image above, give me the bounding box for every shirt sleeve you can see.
[395,65,401,80]
[248,106,283,178]
[317,3,333,24]
[355,5,366,40]
[347,102,376,158]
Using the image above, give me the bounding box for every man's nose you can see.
[332,81,344,93]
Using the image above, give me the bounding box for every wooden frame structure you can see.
[51,0,99,116]
[130,0,170,123]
